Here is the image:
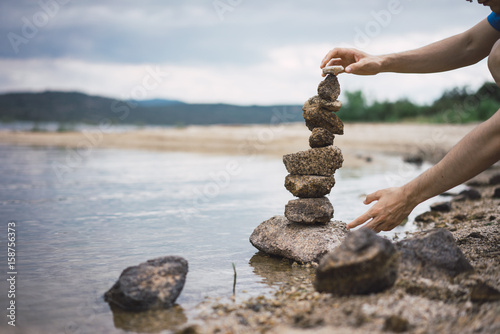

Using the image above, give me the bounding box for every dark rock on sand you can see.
[317,74,341,101]
[284,174,336,198]
[303,95,342,112]
[470,281,500,302]
[283,146,343,176]
[430,201,452,212]
[396,229,473,279]
[489,173,500,185]
[105,256,188,311]
[284,197,334,224]
[493,187,500,198]
[403,153,424,165]
[303,106,344,135]
[249,216,346,263]
[383,315,410,333]
[453,188,482,202]
[415,211,441,223]
[314,228,399,295]
[309,127,334,148]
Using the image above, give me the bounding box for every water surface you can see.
[0,144,451,333]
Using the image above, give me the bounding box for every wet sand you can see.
[0,122,477,168]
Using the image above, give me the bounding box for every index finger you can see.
[346,212,372,230]
[320,48,343,68]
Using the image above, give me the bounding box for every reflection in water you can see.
[249,252,316,287]
[109,304,187,333]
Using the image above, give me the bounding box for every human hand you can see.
[320,48,383,76]
[347,187,416,233]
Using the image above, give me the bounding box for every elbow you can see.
[461,33,487,66]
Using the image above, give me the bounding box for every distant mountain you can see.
[131,98,186,107]
[0,91,303,126]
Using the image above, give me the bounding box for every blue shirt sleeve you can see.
[488,12,500,32]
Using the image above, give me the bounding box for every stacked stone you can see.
[249,66,347,263]
[283,66,345,224]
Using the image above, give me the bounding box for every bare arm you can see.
[321,19,500,75]
[348,109,500,232]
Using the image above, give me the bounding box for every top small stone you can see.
[322,65,345,76]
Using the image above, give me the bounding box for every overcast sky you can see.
[0,0,495,105]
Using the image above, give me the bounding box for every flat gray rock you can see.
[309,127,334,148]
[396,229,473,279]
[318,74,341,101]
[284,197,333,224]
[283,146,343,176]
[314,228,399,295]
[284,174,335,198]
[105,256,188,311]
[250,216,347,263]
[322,65,345,76]
[303,106,344,135]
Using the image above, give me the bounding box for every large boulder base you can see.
[284,197,334,224]
[284,174,335,198]
[314,228,399,295]
[318,74,341,101]
[303,106,344,135]
[283,146,343,176]
[396,229,473,279]
[250,216,347,263]
[104,256,188,311]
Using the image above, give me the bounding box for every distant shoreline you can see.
[0,122,477,168]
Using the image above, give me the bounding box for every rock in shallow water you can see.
[284,174,335,198]
[396,229,473,279]
[249,216,347,263]
[284,197,333,224]
[283,146,343,176]
[105,256,188,311]
[314,228,399,295]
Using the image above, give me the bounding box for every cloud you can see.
[0,0,495,104]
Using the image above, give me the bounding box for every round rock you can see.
[284,174,336,198]
[104,256,188,311]
[314,228,399,295]
[284,197,334,224]
[309,127,335,148]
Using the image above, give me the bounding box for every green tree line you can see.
[1,82,499,126]
[337,82,500,123]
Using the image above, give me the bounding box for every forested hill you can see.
[1,82,500,126]
[0,91,304,126]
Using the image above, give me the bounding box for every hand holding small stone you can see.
[320,47,383,76]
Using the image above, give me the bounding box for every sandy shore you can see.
[188,169,500,334]
[0,122,477,167]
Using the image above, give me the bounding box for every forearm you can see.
[380,19,496,74]
[404,110,500,205]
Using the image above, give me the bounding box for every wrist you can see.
[379,54,395,73]
[401,182,426,209]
